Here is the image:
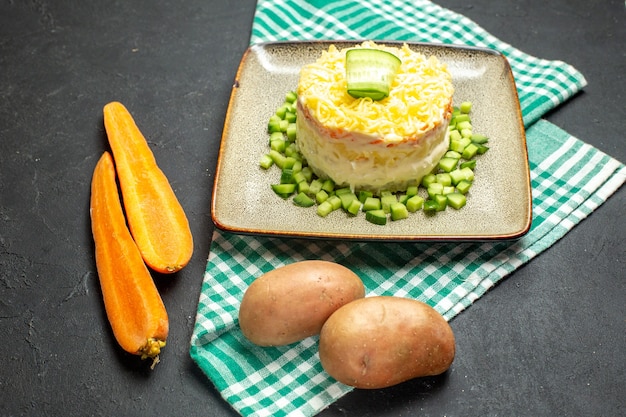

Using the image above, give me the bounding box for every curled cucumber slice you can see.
[346,48,401,101]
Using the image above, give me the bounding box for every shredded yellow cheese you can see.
[297,41,454,143]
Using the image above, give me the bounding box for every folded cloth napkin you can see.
[191,1,626,416]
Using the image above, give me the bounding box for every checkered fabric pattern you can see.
[190,1,626,416]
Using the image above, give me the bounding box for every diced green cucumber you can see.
[286,123,297,141]
[365,209,387,225]
[434,194,448,211]
[316,190,329,204]
[339,192,359,211]
[327,195,342,211]
[292,170,307,184]
[450,167,474,185]
[427,183,444,198]
[471,133,489,144]
[449,129,462,142]
[456,180,472,194]
[446,192,467,209]
[358,190,374,203]
[423,199,439,215]
[285,91,297,104]
[362,197,381,212]
[317,201,333,217]
[297,181,310,194]
[322,179,336,193]
[293,192,315,207]
[475,144,490,155]
[381,194,397,213]
[259,154,274,170]
[436,173,452,186]
[421,173,437,187]
[280,168,295,184]
[390,202,409,221]
[406,185,418,197]
[459,101,472,114]
[346,199,362,216]
[462,143,479,159]
[271,183,296,198]
[308,179,323,195]
[460,159,476,170]
[269,150,286,169]
[301,166,313,183]
[406,195,424,212]
[345,48,401,101]
[438,157,459,173]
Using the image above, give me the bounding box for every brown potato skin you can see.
[319,296,455,389]
[238,260,365,346]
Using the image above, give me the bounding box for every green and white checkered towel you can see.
[190,1,626,416]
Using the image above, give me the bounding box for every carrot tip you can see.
[139,338,167,368]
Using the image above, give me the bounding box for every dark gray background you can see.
[1,0,624,416]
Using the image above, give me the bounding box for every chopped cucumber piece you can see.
[459,101,472,114]
[327,195,342,211]
[436,173,452,186]
[406,185,418,197]
[438,157,459,173]
[381,194,397,213]
[434,194,448,211]
[365,209,387,225]
[316,190,329,204]
[339,192,359,211]
[423,200,439,215]
[297,181,310,194]
[456,180,472,194]
[293,192,315,207]
[461,142,479,160]
[471,133,489,144]
[475,144,490,155]
[269,150,286,169]
[271,183,296,198]
[421,173,437,187]
[358,190,373,203]
[362,197,381,212]
[346,48,401,101]
[285,91,297,103]
[346,199,362,216]
[449,129,462,142]
[321,180,336,193]
[447,192,467,209]
[390,202,409,221]
[406,195,424,212]
[427,183,444,198]
[280,168,295,184]
[259,154,273,170]
[286,123,297,141]
[308,179,323,195]
[460,159,477,170]
[317,201,333,217]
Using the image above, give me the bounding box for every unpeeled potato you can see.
[319,296,455,389]
[238,260,365,346]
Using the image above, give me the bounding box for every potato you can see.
[319,296,455,389]
[238,260,365,346]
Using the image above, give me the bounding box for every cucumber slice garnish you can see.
[346,48,401,101]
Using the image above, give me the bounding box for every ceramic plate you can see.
[211,41,532,241]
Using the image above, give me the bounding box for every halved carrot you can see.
[90,151,168,365]
[103,101,193,274]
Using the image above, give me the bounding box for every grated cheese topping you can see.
[296,41,454,143]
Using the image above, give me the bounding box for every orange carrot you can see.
[103,101,193,274]
[90,151,168,366]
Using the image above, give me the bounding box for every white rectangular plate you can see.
[211,41,532,241]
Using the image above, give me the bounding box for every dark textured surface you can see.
[1,1,624,416]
